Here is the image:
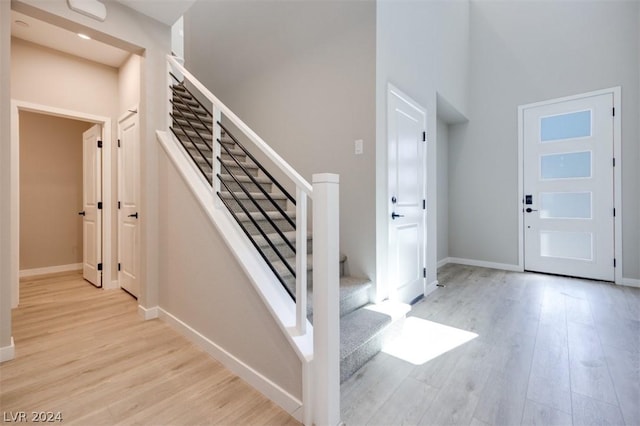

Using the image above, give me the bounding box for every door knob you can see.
[525,208,538,213]
[128,212,139,219]
[78,211,86,216]
[391,212,404,220]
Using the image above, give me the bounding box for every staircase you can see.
[169,80,400,382]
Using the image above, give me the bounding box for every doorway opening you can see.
[518,87,622,283]
[11,102,113,306]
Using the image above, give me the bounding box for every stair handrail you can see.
[167,55,313,196]
[166,55,341,425]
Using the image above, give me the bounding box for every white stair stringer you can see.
[157,129,312,417]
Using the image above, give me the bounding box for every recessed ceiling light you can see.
[77,33,91,40]
[14,20,29,28]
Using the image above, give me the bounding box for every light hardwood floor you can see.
[342,264,640,426]
[0,272,299,425]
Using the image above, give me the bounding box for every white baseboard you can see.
[0,337,15,363]
[19,263,82,278]
[158,307,302,417]
[446,257,522,272]
[620,277,640,288]
[437,258,450,269]
[138,305,159,320]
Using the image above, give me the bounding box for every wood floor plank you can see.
[521,399,572,426]
[342,264,640,426]
[0,272,298,425]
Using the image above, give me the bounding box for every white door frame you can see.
[517,87,622,284]
[10,100,113,307]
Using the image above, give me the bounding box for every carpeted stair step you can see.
[274,253,348,296]
[253,230,312,263]
[219,173,272,194]
[234,209,295,234]
[220,159,259,177]
[172,127,213,143]
[219,191,289,213]
[340,307,392,383]
[306,275,371,322]
[172,102,212,121]
[173,116,211,133]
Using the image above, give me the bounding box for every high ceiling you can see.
[11,10,130,68]
[10,1,194,68]
[115,0,195,26]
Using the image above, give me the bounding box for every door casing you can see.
[517,87,622,284]
[10,100,113,306]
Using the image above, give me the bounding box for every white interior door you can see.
[523,93,614,281]
[118,111,140,298]
[388,86,426,304]
[82,124,102,287]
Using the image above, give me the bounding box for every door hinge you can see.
[423,199,426,210]
[118,263,121,271]
[97,202,103,210]
[423,267,426,278]
[614,258,617,267]
[613,208,616,217]
[97,140,102,148]
[117,139,121,148]
[97,263,103,271]
[422,131,426,142]
[613,158,616,167]
[118,201,121,209]
[612,107,615,117]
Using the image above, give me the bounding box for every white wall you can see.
[118,53,140,116]
[436,118,449,264]
[1,0,13,352]
[376,0,470,296]
[184,0,377,282]
[448,0,640,280]
[157,149,302,399]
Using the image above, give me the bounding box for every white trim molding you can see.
[19,263,82,278]
[158,307,303,421]
[620,278,640,288]
[437,258,450,269]
[0,337,15,363]
[137,305,159,320]
[447,257,522,272]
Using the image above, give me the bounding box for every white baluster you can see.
[296,188,308,334]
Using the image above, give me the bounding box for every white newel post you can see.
[312,173,340,426]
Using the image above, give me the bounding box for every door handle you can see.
[391,212,404,220]
[78,211,86,216]
[128,212,139,219]
[525,208,538,213]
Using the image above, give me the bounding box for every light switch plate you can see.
[355,139,363,155]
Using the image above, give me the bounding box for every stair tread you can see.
[219,174,269,184]
[235,210,295,221]
[340,307,392,359]
[271,252,347,274]
[219,191,287,200]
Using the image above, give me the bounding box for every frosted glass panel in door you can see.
[540,192,592,219]
[540,110,591,142]
[541,151,591,179]
[540,231,592,260]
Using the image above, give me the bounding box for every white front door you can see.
[388,86,427,304]
[523,93,615,281]
[118,111,140,298]
[82,124,102,287]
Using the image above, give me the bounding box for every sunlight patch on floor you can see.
[382,317,478,365]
